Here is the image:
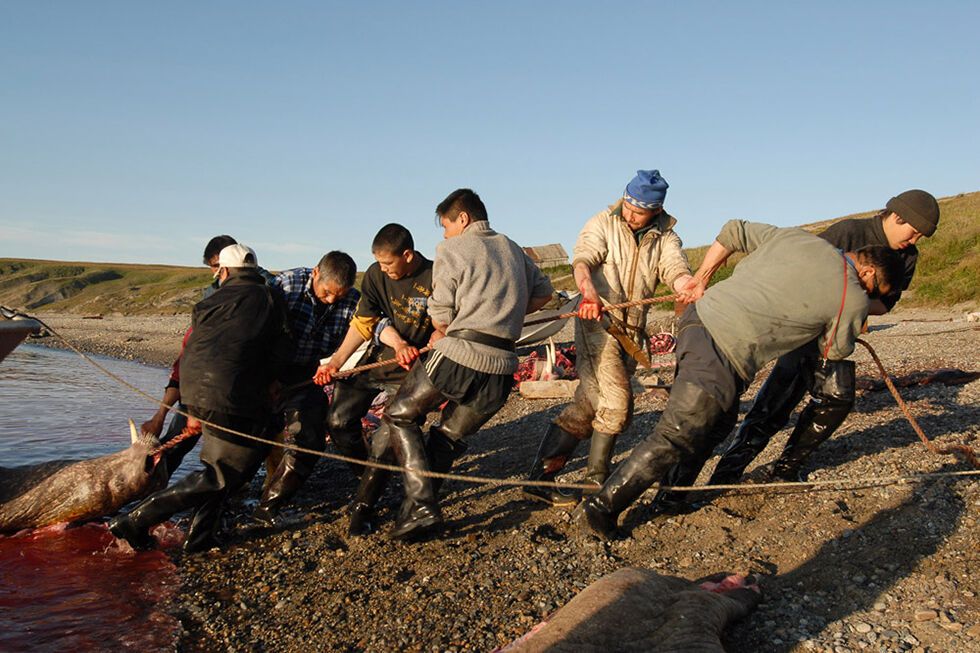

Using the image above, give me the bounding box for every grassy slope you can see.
[1,192,976,315]
[676,190,979,308]
[0,259,213,315]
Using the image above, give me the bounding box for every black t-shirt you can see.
[818,217,917,311]
[356,254,434,382]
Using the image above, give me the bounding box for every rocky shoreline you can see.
[25,308,980,652]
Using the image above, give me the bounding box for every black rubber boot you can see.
[348,465,390,537]
[109,468,216,549]
[383,364,446,541]
[771,360,855,482]
[348,425,394,537]
[183,496,224,553]
[107,513,155,550]
[523,423,583,507]
[252,404,324,524]
[650,401,739,514]
[582,431,617,491]
[648,462,705,516]
[575,382,727,540]
[387,421,443,540]
[252,458,307,526]
[427,400,496,496]
[326,380,375,478]
[329,427,370,478]
[426,429,468,497]
[707,354,813,485]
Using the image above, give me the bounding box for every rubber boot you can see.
[428,401,496,496]
[252,403,324,524]
[650,402,739,514]
[348,425,393,537]
[575,381,727,540]
[109,468,215,549]
[348,466,391,537]
[426,429,468,497]
[522,423,582,507]
[252,457,307,526]
[582,431,617,491]
[707,352,813,485]
[326,382,375,478]
[330,428,369,478]
[388,420,442,541]
[648,461,704,516]
[383,365,446,541]
[771,360,855,482]
[183,496,224,553]
[770,400,849,481]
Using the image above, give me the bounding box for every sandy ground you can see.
[26,308,980,652]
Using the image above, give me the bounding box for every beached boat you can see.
[0,308,42,363]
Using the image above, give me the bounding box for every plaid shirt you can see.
[273,267,360,365]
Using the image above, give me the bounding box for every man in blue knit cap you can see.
[524,170,694,507]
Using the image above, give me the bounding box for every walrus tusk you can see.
[129,419,138,444]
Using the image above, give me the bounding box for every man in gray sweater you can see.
[382,188,554,540]
[575,221,905,540]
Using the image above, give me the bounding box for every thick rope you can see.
[10,308,978,495]
[856,338,978,467]
[522,294,676,327]
[279,346,433,396]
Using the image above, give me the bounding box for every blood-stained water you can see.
[1,345,192,652]
[0,523,181,652]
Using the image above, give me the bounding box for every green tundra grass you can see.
[1,191,976,315]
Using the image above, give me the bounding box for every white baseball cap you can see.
[215,244,258,277]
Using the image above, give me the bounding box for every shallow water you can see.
[0,345,174,465]
[0,345,188,652]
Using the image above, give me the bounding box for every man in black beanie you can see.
[653,190,941,512]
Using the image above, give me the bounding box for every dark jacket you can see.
[819,216,917,311]
[181,269,292,419]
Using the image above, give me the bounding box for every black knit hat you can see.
[885,190,940,237]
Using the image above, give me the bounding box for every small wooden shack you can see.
[522,244,569,269]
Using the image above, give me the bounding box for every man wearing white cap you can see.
[110,244,292,553]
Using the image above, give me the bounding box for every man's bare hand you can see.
[393,343,420,370]
[141,415,165,438]
[313,363,340,386]
[676,275,706,303]
[185,415,202,434]
[578,299,602,320]
[577,278,603,320]
[428,330,446,347]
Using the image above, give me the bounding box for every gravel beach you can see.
[27,308,980,652]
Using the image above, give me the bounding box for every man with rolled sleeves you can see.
[251,251,360,524]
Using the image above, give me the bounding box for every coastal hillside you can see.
[683,190,979,305]
[1,191,976,315]
[0,260,211,315]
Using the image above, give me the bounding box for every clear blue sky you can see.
[2,2,978,271]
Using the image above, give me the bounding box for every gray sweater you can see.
[429,221,554,375]
[697,221,870,382]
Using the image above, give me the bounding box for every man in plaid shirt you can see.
[253,250,360,524]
